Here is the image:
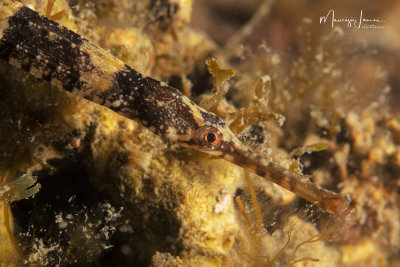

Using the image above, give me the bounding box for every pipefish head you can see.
[140,87,350,214]
[182,111,273,170]
[181,109,351,214]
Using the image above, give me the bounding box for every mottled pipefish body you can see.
[0,0,351,213]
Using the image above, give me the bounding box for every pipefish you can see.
[0,0,351,213]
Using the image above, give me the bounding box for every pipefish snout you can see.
[182,121,351,214]
[0,1,351,213]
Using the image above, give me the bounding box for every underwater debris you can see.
[19,201,122,266]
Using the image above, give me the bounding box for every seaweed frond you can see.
[289,143,328,158]
[45,0,66,20]
[286,233,322,266]
[0,170,39,263]
[201,58,235,112]
[235,170,326,266]
[229,75,285,134]
[0,170,40,203]
[288,142,328,176]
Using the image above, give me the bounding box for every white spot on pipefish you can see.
[156,101,165,107]
[165,126,178,141]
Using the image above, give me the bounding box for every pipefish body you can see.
[0,0,351,213]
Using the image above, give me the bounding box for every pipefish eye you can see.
[197,126,222,149]
[203,131,219,146]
